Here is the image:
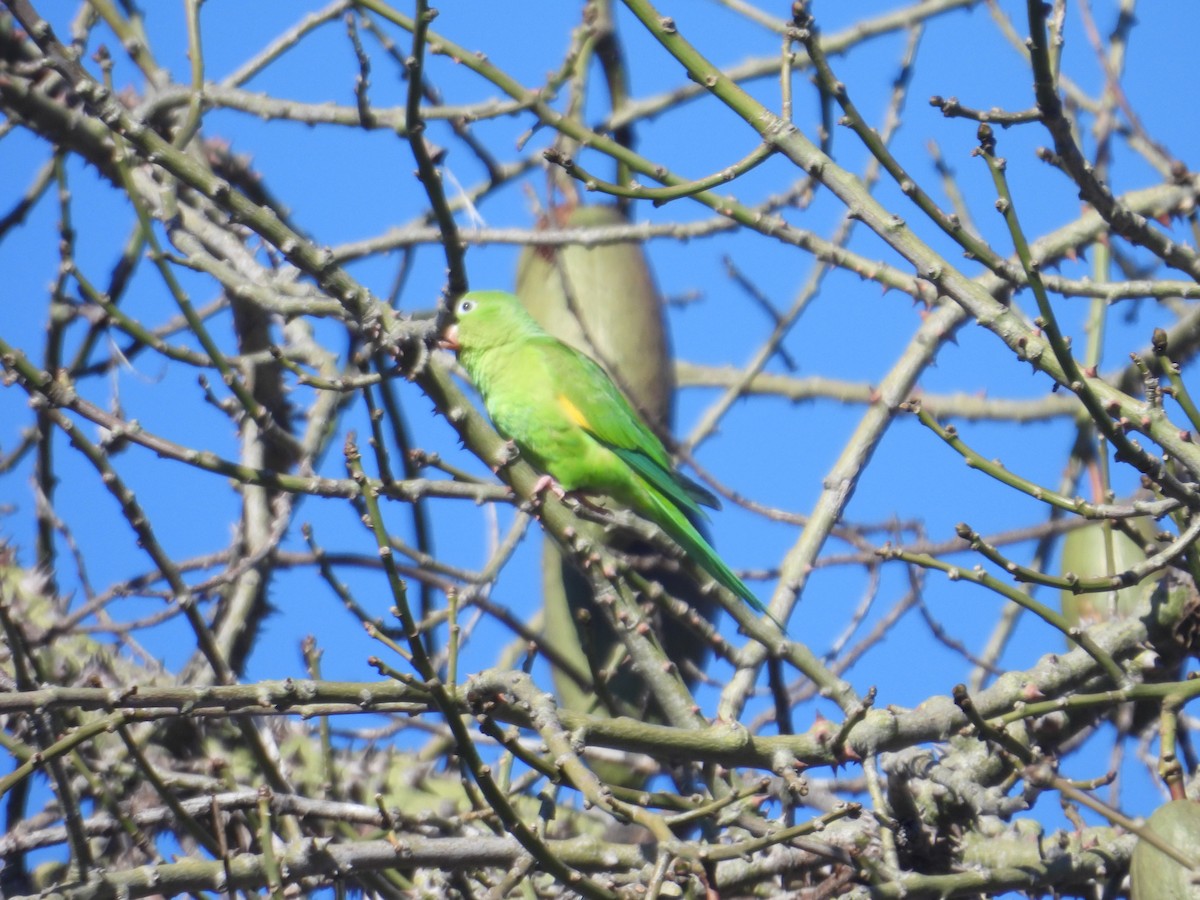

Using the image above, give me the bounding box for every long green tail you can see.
[637,483,774,621]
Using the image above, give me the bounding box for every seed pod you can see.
[1131,798,1200,899]
[1059,520,1157,633]
[516,204,719,756]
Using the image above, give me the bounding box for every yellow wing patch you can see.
[556,393,591,430]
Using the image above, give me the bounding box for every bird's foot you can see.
[530,474,567,507]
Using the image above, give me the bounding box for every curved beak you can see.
[437,322,460,352]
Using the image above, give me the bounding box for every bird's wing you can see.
[545,340,716,518]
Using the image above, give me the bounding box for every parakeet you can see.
[439,289,767,617]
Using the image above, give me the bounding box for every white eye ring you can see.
[457,299,475,315]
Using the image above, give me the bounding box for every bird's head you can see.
[438,290,541,353]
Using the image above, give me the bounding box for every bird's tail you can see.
[637,484,773,622]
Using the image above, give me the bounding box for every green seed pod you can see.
[1131,799,1200,899]
[515,204,719,762]
[1060,520,1157,633]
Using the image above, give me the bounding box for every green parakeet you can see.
[440,289,766,616]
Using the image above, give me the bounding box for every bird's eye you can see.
[457,299,475,315]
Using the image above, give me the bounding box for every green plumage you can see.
[444,289,765,616]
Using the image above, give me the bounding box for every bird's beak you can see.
[437,322,460,352]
